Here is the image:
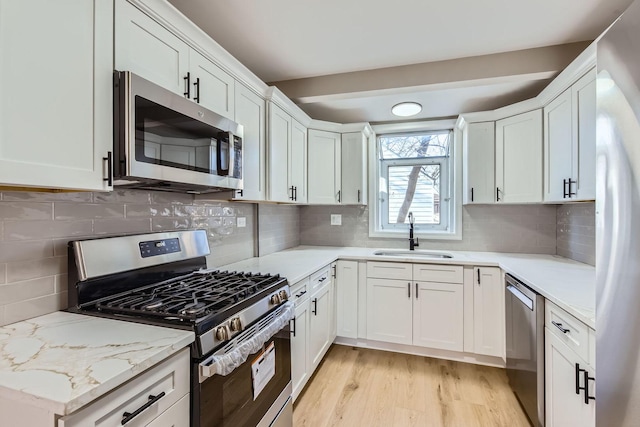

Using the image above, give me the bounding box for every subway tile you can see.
[152,218,191,231]
[6,256,66,283]
[0,240,54,263]
[0,202,53,220]
[0,264,5,284]
[94,218,152,235]
[0,276,55,305]
[53,236,94,257]
[0,305,5,326]
[1,191,93,203]
[55,274,68,293]
[4,220,93,240]
[3,291,67,326]
[54,203,125,220]
[175,205,206,217]
[125,204,173,218]
[94,189,151,204]
[150,191,194,205]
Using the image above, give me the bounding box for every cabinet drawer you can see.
[291,277,310,304]
[545,301,590,363]
[59,348,190,427]
[309,266,331,292]
[146,394,189,427]
[366,262,412,280]
[412,264,463,284]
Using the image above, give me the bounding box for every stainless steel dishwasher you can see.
[505,273,545,427]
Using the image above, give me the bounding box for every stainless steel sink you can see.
[373,250,453,259]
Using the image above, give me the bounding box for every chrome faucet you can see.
[408,212,419,251]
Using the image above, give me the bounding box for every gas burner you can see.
[141,299,165,310]
[181,301,207,316]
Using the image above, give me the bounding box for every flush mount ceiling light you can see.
[391,102,422,117]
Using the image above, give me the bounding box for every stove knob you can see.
[215,325,230,342]
[278,290,289,302]
[229,317,243,332]
[270,294,281,305]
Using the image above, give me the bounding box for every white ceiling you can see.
[168,0,632,122]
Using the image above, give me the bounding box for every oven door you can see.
[194,306,293,427]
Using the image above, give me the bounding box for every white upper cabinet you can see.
[115,0,234,119]
[233,82,266,201]
[267,103,307,203]
[308,130,341,204]
[543,68,596,202]
[495,109,543,203]
[544,89,573,202]
[463,122,495,204]
[0,0,113,191]
[572,69,596,201]
[341,131,368,205]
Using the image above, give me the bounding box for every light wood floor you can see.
[293,345,531,427]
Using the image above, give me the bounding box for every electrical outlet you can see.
[330,214,342,226]
[237,217,246,228]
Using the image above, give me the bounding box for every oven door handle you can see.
[199,302,294,380]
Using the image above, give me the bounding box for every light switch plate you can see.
[237,217,247,228]
[330,214,342,226]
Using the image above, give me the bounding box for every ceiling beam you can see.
[270,41,590,104]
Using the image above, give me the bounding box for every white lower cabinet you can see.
[545,330,595,427]
[366,278,413,345]
[336,260,359,339]
[472,267,504,357]
[291,296,309,401]
[58,348,190,427]
[366,262,465,352]
[413,281,464,351]
[545,301,595,427]
[290,265,336,402]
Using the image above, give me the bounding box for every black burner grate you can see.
[93,270,284,322]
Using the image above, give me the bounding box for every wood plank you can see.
[293,345,530,427]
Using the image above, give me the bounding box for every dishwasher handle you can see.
[506,284,534,311]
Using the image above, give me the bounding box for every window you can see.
[371,127,459,239]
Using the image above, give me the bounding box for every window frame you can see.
[369,120,462,241]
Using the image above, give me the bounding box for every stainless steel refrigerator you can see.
[597,0,640,425]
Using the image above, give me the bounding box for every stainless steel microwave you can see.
[113,71,243,194]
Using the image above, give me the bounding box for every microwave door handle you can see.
[216,132,230,176]
[228,131,235,178]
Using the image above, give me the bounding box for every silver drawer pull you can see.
[552,321,570,334]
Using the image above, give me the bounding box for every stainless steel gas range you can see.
[67,230,293,427]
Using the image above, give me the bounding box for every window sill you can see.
[368,228,462,241]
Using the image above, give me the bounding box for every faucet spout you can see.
[408,212,419,250]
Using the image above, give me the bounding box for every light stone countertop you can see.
[0,311,194,415]
[220,246,595,329]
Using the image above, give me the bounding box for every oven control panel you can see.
[139,238,181,258]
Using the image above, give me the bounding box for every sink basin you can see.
[373,250,453,259]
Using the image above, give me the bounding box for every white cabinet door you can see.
[308,129,341,204]
[336,260,358,339]
[115,0,189,97]
[463,122,495,204]
[413,281,464,351]
[341,132,368,205]
[234,83,265,201]
[290,119,308,203]
[267,103,292,202]
[366,278,413,345]
[544,89,573,202]
[189,49,235,119]
[291,299,309,402]
[572,69,596,201]
[308,283,331,370]
[0,0,112,191]
[545,330,596,427]
[473,267,504,357]
[495,109,543,203]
